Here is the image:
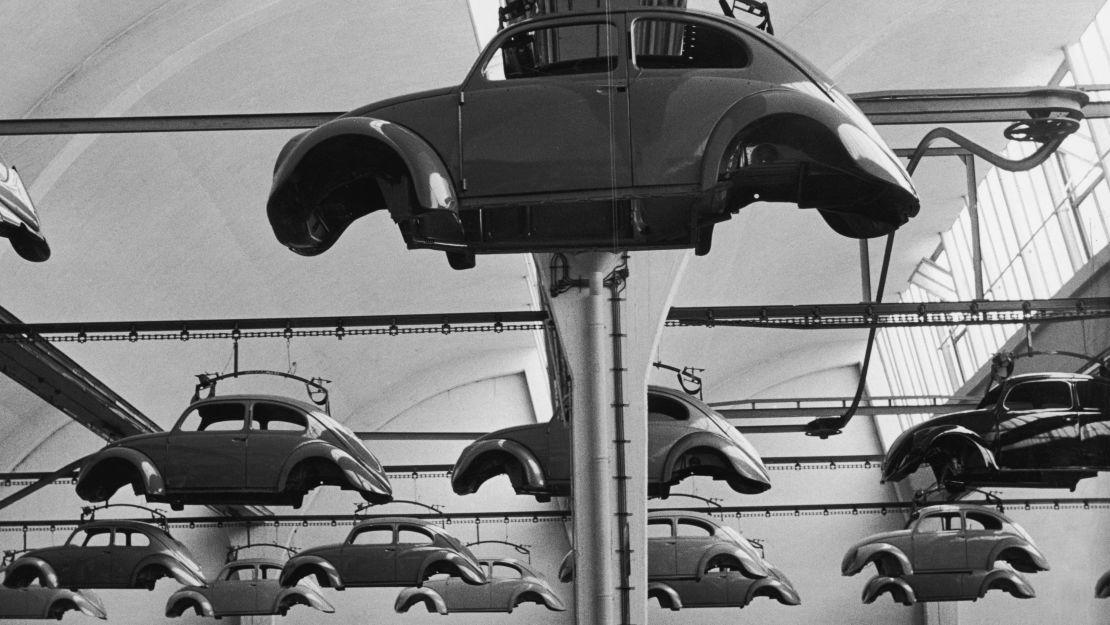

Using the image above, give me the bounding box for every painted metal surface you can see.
[266,6,917,268]
[164,558,334,618]
[843,504,1048,604]
[649,566,800,610]
[394,558,565,614]
[0,156,49,262]
[75,394,391,508]
[451,385,769,500]
[0,575,106,620]
[883,373,1110,488]
[1,520,205,590]
[279,517,486,589]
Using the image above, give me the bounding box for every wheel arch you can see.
[393,587,448,614]
[451,438,547,495]
[75,448,165,501]
[647,581,683,611]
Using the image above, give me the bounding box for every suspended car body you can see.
[0,157,49,262]
[2,521,206,591]
[75,394,391,508]
[451,385,769,501]
[279,517,487,590]
[165,558,334,618]
[649,567,800,610]
[842,504,1048,604]
[882,373,1110,489]
[266,4,917,269]
[394,558,565,614]
[0,578,106,620]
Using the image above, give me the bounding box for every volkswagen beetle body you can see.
[267,3,917,269]
[0,577,106,620]
[0,156,50,262]
[165,558,334,618]
[649,566,800,610]
[2,521,205,591]
[279,517,486,589]
[75,394,391,508]
[452,385,769,501]
[882,373,1110,489]
[394,558,565,614]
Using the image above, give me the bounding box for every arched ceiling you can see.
[0,0,1104,468]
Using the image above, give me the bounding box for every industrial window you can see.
[633,19,750,69]
[483,23,618,81]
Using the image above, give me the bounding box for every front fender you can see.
[987,539,1050,573]
[164,589,214,618]
[861,575,915,606]
[508,583,566,612]
[278,444,392,503]
[1096,568,1110,598]
[841,543,911,577]
[882,425,995,483]
[133,555,206,588]
[279,556,343,589]
[75,447,165,500]
[4,556,59,588]
[744,573,802,606]
[647,582,683,611]
[418,551,486,585]
[277,586,336,614]
[978,568,1036,599]
[695,545,767,580]
[660,432,770,494]
[394,587,447,614]
[451,438,547,496]
[66,589,108,619]
[268,117,460,255]
[700,88,918,238]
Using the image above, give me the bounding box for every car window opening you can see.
[485,23,618,81]
[634,19,750,69]
[1003,381,1072,411]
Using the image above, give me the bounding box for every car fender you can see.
[557,550,575,583]
[861,575,915,606]
[986,539,1050,573]
[743,575,802,606]
[75,447,166,500]
[417,550,486,585]
[133,555,206,588]
[64,589,108,620]
[841,543,911,577]
[508,581,566,612]
[699,87,917,237]
[394,586,448,614]
[451,438,547,495]
[164,588,214,618]
[694,544,767,581]
[882,424,996,483]
[660,432,769,492]
[267,117,460,255]
[978,567,1036,599]
[277,585,336,614]
[278,443,392,502]
[279,555,344,589]
[647,581,683,611]
[1096,568,1110,598]
[3,556,59,588]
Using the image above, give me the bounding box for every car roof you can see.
[647,509,722,526]
[1004,371,1102,383]
[352,517,446,531]
[914,503,1007,517]
[221,558,283,568]
[188,393,326,415]
[74,519,171,537]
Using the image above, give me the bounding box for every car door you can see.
[961,510,1002,570]
[910,511,966,598]
[626,13,769,188]
[487,562,521,609]
[393,526,438,585]
[110,528,155,588]
[245,401,309,490]
[995,379,1082,468]
[440,562,492,611]
[674,518,717,578]
[1076,378,1110,467]
[647,518,676,578]
[460,16,631,199]
[209,564,258,615]
[163,401,248,490]
[341,524,395,585]
[70,527,114,588]
[255,564,285,613]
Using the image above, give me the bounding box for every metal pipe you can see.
[607,269,632,624]
[963,155,985,299]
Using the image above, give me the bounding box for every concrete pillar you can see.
[535,249,689,625]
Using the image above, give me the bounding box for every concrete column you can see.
[535,249,689,625]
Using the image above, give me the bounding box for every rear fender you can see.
[1096,568,1110,598]
[700,88,917,238]
[979,568,1036,599]
[988,540,1050,573]
[66,590,108,619]
[76,448,165,500]
[267,117,460,255]
[647,582,683,611]
[164,589,213,618]
[277,586,336,614]
[394,587,447,614]
[418,551,486,585]
[745,576,802,606]
[928,427,997,472]
[134,555,205,588]
[661,432,768,493]
[508,583,566,612]
[695,545,767,580]
[278,445,392,502]
[844,543,911,577]
[861,575,915,606]
[451,438,547,495]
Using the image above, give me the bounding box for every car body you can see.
[842,504,1048,603]
[452,385,769,501]
[882,373,1110,489]
[75,393,391,508]
[394,558,565,614]
[279,517,486,590]
[560,510,769,583]
[2,520,206,591]
[165,557,334,618]
[649,566,800,610]
[266,4,917,269]
[0,156,50,262]
[0,576,106,620]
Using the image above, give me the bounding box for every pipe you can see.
[607,267,632,624]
